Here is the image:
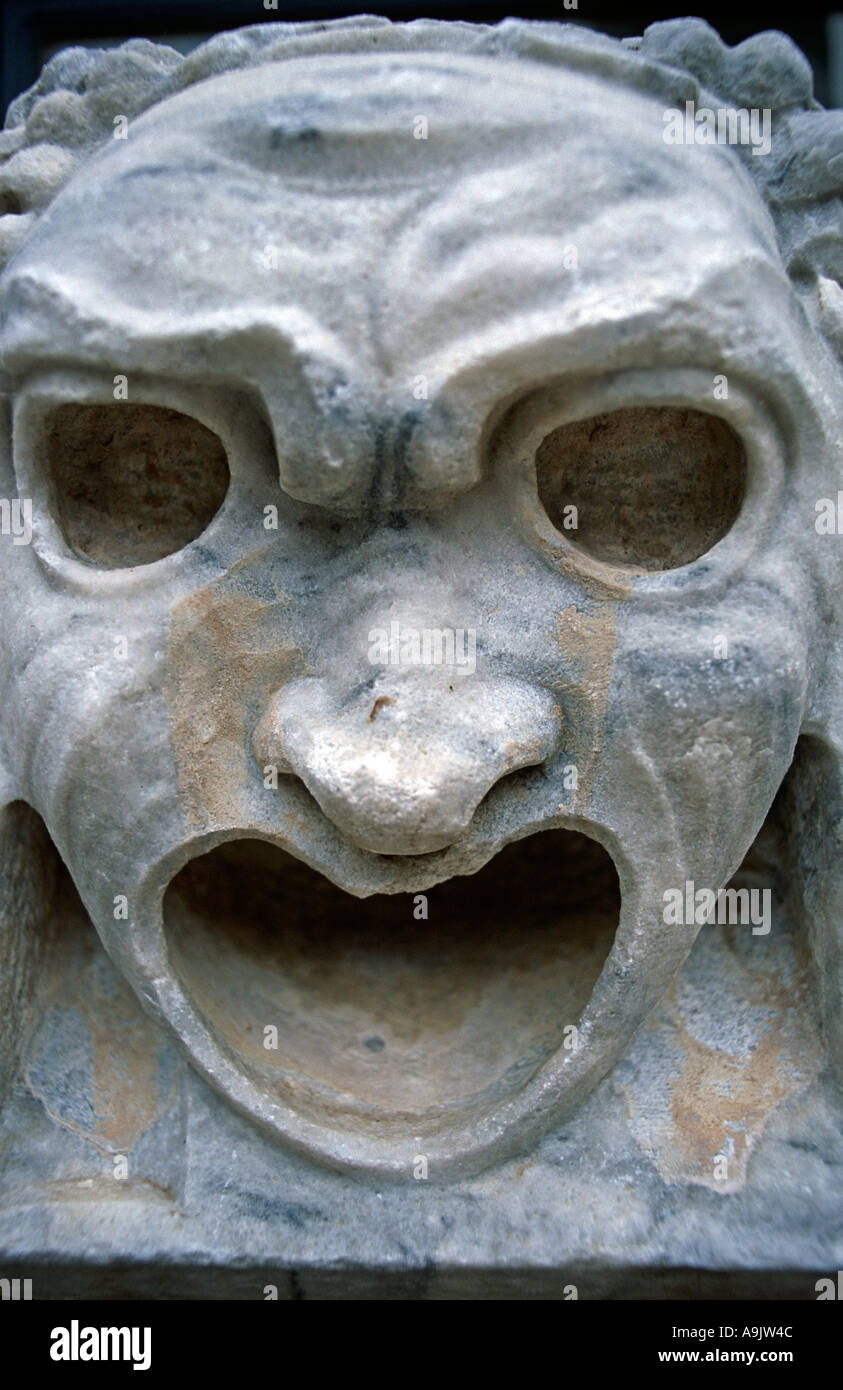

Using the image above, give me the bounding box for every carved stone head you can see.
[0,17,840,1178]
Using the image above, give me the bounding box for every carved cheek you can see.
[165,571,304,837]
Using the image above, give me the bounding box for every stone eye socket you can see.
[535,405,746,571]
[44,403,230,567]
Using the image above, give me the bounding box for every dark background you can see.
[2,0,841,120]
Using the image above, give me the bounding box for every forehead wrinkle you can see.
[1,51,784,402]
[379,137,783,381]
[119,49,616,180]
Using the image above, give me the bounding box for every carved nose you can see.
[252,675,561,855]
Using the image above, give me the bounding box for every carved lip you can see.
[118,816,692,1178]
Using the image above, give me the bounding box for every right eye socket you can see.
[44,402,230,567]
[534,405,746,572]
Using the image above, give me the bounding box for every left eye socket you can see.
[534,405,746,571]
[44,402,230,567]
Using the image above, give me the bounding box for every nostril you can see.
[250,716,293,778]
[251,686,316,777]
[476,762,539,810]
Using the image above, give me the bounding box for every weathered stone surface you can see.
[0,824,840,1296]
[0,16,840,1292]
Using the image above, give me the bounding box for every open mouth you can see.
[162,827,620,1126]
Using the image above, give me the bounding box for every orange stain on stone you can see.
[165,554,301,833]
